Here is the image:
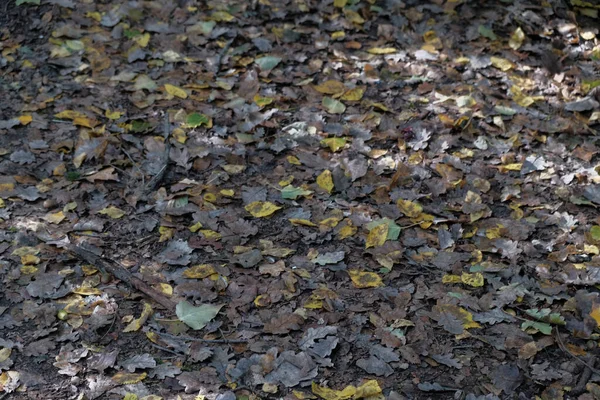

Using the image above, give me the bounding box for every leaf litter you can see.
[2,0,600,399]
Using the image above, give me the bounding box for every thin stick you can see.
[554,327,600,375]
[151,330,248,344]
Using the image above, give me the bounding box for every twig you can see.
[151,330,248,344]
[69,244,176,310]
[98,313,118,342]
[554,327,600,375]
[150,343,185,356]
[142,113,171,197]
[130,113,170,204]
[215,35,236,76]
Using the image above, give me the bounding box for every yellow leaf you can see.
[86,11,102,21]
[72,287,102,295]
[98,206,126,219]
[18,115,32,125]
[279,176,294,187]
[435,304,480,330]
[509,27,525,50]
[189,222,203,232]
[12,246,39,257]
[254,94,274,107]
[311,382,356,400]
[123,303,153,332]
[490,56,514,71]
[348,269,383,288]
[461,272,484,287]
[105,109,122,120]
[304,295,324,309]
[133,32,151,47]
[497,163,522,173]
[355,380,382,398]
[112,372,147,385]
[320,137,346,152]
[44,211,66,224]
[172,127,187,144]
[20,265,38,274]
[55,110,87,120]
[220,189,234,197]
[158,226,174,242]
[341,87,364,101]
[211,10,234,22]
[320,217,341,229]
[333,0,347,7]
[331,31,345,40]
[365,223,388,249]
[442,274,462,284]
[152,283,173,296]
[245,201,282,218]
[444,273,484,287]
[287,155,301,165]
[184,264,217,279]
[164,84,188,99]
[21,254,40,265]
[343,9,365,24]
[313,80,346,95]
[397,199,422,218]
[367,47,398,54]
[338,223,357,239]
[73,116,99,128]
[317,170,334,194]
[290,218,317,227]
[200,229,222,240]
[254,294,270,307]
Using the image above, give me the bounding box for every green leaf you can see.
[281,185,313,200]
[130,120,152,133]
[176,301,223,330]
[197,21,216,36]
[493,105,517,116]
[255,56,282,71]
[16,0,40,5]
[366,218,401,241]
[187,112,210,127]
[521,320,552,335]
[322,97,346,114]
[478,25,497,41]
[591,226,600,240]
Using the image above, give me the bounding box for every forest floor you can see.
[2,0,600,399]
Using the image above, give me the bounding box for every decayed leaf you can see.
[348,269,383,288]
[176,301,223,330]
[44,211,66,224]
[442,272,485,287]
[98,206,125,219]
[123,303,153,333]
[365,223,388,249]
[433,304,480,334]
[397,199,422,218]
[183,264,217,279]
[313,80,346,95]
[112,372,147,385]
[245,201,282,217]
[322,97,346,114]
